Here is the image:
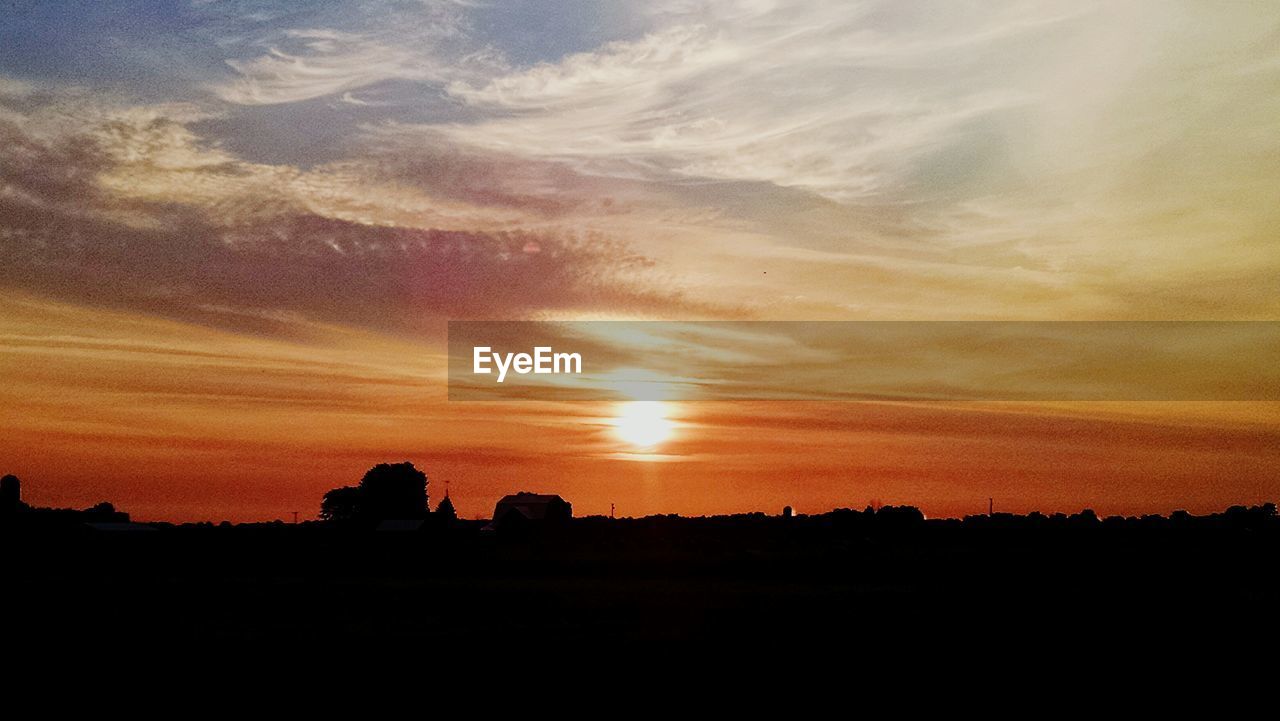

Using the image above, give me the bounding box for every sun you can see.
[612,401,675,449]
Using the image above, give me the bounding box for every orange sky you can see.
[2,2,1278,521]
[3,294,1276,521]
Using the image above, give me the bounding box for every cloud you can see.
[0,92,727,334]
[0,76,34,97]
[6,0,1280,328]
[416,0,1280,318]
[435,1,1080,201]
[204,1,500,106]
[212,31,439,106]
[434,0,1279,210]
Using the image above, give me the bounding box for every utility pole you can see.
[611,503,615,519]
[291,510,299,524]
[988,498,993,516]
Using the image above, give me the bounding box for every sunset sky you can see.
[2,0,1278,521]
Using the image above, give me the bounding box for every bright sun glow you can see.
[613,401,674,449]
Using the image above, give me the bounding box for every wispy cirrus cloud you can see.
[414,0,1280,318]
[202,0,505,107]
[0,89,728,334]
[436,1,1079,201]
[5,0,1280,326]
[212,29,445,106]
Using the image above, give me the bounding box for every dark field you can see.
[8,509,1278,654]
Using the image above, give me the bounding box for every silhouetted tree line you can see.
[570,502,1279,536]
[0,474,130,528]
[953,503,1279,532]
[4,466,1277,537]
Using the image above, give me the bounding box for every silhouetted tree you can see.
[318,463,429,522]
[1223,502,1278,529]
[876,504,925,528]
[360,462,428,519]
[320,486,362,522]
[1069,508,1100,527]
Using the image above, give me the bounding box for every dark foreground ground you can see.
[8,507,1278,658]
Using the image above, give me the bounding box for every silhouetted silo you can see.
[1,474,20,514]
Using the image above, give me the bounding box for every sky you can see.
[1,0,1278,521]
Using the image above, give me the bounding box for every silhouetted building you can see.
[436,495,457,522]
[492,492,572,528]
[83,501,130,523]
[1,474,21,514]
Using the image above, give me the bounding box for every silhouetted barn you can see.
[1,474,21,514]
[492,492,572,528]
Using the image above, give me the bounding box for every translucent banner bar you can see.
[447,321,1280,401]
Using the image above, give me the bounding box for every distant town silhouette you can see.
[2,468,1280,535]
[4,464,1274,534]
[6,464,1277,651]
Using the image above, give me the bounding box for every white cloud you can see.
[428,0,1280,216]
[203,0,509,107]
[211,31,438,106]
[0,75,34,97]
[432,0,1094,201]
[10,1,1279,321]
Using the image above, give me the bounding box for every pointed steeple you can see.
[436,493,457,521]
